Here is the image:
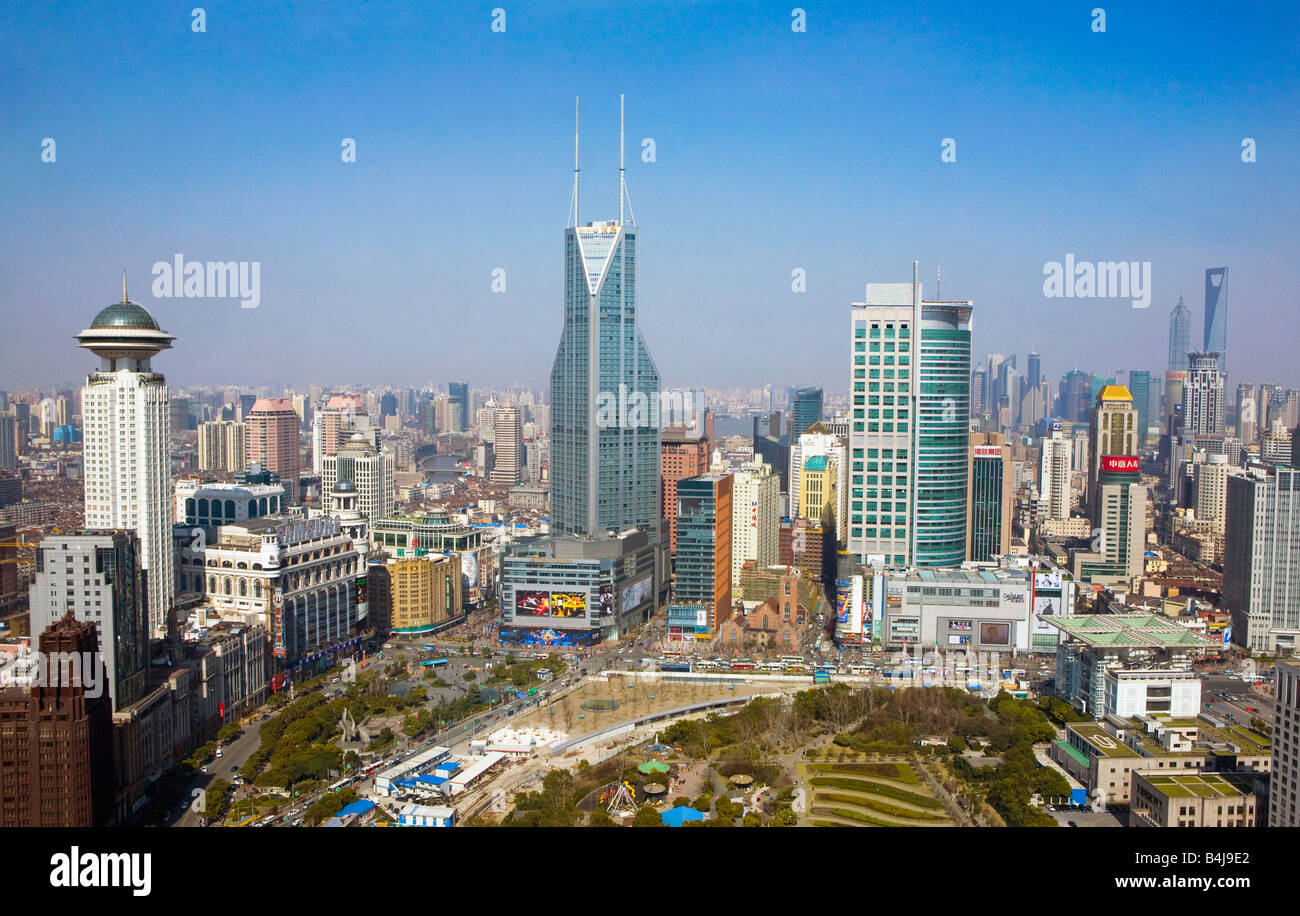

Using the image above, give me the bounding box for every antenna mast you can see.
[619,94,625,225]
[570,97,580,228]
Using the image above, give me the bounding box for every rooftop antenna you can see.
[620,94,636,226]
[121,270,129,303]
[569,97,580,228]
[936,264,942,299]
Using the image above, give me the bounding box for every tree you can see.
[633,805,664,827]
[343,751,361,771]
[692,793,713,812]
[589,807,616,827]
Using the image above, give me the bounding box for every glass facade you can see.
[550,221,660,536]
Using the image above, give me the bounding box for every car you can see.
[231,765,239,773]
[201,766,208,773]
[1067,820,1078,827]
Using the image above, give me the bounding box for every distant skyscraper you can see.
[1183,351,1226,438]
[1236,382,1258,444]
[1168,294,1191,373]
[1128,371,1152,448]
[549,97,660,536]
[0,414,15,471]
[247,397,300,503]
[76,277,175,637]
[321,434,393,523]
[489,405,523,486]
[448,382,469,434]
[1204,268,1228,376]
[1059,370,1092,424]
[1039,426,1073,521]
[847,266,972,568]
[791,387,824,437]
[1026,352,1042,396]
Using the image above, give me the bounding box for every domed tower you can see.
[76,274,176,638]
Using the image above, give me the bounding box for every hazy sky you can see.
[3,0,1298,397]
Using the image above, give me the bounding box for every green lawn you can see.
[808,776,944,809]
[816,792,948,821]
[807,761,919,784]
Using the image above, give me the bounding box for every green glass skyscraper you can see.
[550,97,661,536]
[847,264,972,568]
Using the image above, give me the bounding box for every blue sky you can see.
[2,0,1298,396]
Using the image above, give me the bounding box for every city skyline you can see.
[4,1,1299,392]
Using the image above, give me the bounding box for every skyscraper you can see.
[76,277,175,637]
[791,387,824,437]
[674,473,733,632]
[1204,267,1228,376]
[1225,465,1300,653]
[550,96,660,536]
[1236,383,1258,443]
[1039,425,1074,521]
[1128,370,1151,448]
[728,456,779,590]
[489,405,523,486]
[247,397,301,503]
[1026,351,1042,396]
[1088,384,1138,511]
[448,382,469,434]
[847,266,972,568]
[1183,351,1226,437]
[322,434,393,523]
[1168,294,1191,373]
[660,429,710,554]
[197,419,248,472]
[967,432,1012,562]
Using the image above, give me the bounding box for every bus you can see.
[848,664,872,675]
[420,658,450,667]
[759,661,784,672]
[661,661,692,672]
[783,663,806,674]
[362,761,383,777]
[730,660,756,671]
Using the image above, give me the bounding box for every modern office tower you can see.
[847,267,972,568]
[197,419,248,471]
[1204,268,1228,376]
[1058,370,1092,424]
[247,397,301,504]
[169,396,192,433]
[1235,383,1258,442]
[0,414,15,471]
[27,531,148,712]
[322,435,393,523]
[791,387,824,437]
[420,399,438,436]
[752,413,790,492]
[661,429,710,554]
[549,100,660,537]
[1168,293,1192,372]
[1026,351,1042,395]
[799,455,839,530]
[967,432,1012,562]
[1194,454,1239,533]
[1163,370,1187,432]
[970,367,988,419]
[1088,385,1138,511]
[447,382,469,434]
[1225,465,1300,653]
[379,392,398,419]
[489,405,523,486]
[1128,370,1152,447]
[1039,425,1074,521]
[237,393,257,421]
[1183,351,1225,437]
[1070,455,1146,586]
[674,473,733,633]
[0,613,115,826]
[728,456,779,591]
[1271,661,1300,826]
[76,279,175,637]
[313,393,368,474]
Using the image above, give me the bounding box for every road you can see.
[1201,673,1273,728]
[172,717,265,827]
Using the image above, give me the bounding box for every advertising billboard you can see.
[622,576,652,613]
[599,583,614,616]
[948,619,972,631]
[498,626,601,648]
[272,587,286,658]
[515,590,551,617]
[973,445,1003,458]
[551,592,587,618]
[1100,455,1139,473]
[979,621,1012,646]
[460,550,479,593]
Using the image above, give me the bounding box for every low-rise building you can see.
[397,803,456,826]
[1129,771,1262,827]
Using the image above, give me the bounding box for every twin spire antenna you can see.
[568,95,635,228]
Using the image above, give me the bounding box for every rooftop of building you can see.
[1137,772,1255,799]
[803,455,830,471]
[88,300,161,331]
[895,566,1029,584]
[1097,385,1133,402]
[249,397,294,413]
[1045,613,1215,648]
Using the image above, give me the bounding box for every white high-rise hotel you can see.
[76,276,176,636]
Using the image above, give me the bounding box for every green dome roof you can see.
[89,301,160,331]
